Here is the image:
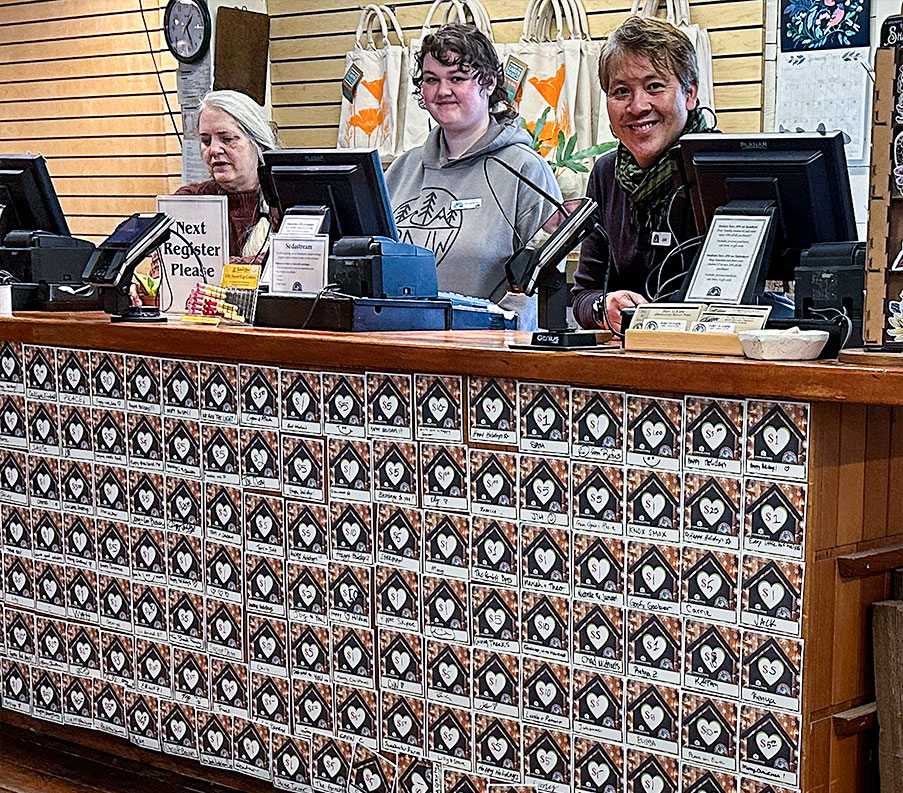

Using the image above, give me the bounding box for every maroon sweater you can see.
[175,180,262,258]
[571,151,696,328]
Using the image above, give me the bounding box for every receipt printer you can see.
[0,230,95,284]
[328,236,438,299]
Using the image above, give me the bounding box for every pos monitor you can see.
[671,131,857,303]
[0,154,70,241]
[258,148,398,247]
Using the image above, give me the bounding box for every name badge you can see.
[451,198,482,211]
[651,230,672,247]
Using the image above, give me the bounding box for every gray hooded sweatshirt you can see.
[385,117,561,329]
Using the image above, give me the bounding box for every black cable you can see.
[159,228,210,312]
[481,158,523,250]
[137,0,183,147]
[645,234,703,301]
[299,282,340,330]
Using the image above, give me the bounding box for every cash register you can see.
[0,154,98,310]
[255,148,512,331]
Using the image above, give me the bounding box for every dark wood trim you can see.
[832,702,878,738]
[837,544,903,579]
[3,313,903,404]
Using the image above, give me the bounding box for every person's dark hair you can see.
[599,16,699,96]
[413,23,516,120]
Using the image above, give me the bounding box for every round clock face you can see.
[164,0,211,64]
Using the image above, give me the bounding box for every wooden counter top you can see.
[1,311,899,405]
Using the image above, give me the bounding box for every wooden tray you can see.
[624,328,744,356]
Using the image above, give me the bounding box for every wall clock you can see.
[163,0,212,64]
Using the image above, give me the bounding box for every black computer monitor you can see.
[672,131,857,282]
[0,154,70,241]
[259,148,398,247]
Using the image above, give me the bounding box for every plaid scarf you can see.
[614,107,709,236]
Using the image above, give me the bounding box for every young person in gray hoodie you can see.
[385,24,561,330]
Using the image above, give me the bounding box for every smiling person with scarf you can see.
[572,15,712,332]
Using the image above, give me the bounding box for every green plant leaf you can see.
[570,141,618,160]
[531,107,551,149]
[134,272,159,297]
[564,133,577,160]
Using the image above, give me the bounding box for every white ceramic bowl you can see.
[737,329,830,360]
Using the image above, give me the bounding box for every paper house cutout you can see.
[382,633,421,680]
[331,442,369,488]
[741,711,796,769]
[242,432,277,477]
[383,696,423,748]
[35,511,63,553]
[96,468,127,512]
[314,739,349,786]
[65,677,93,718]
[0,452,26,494]
[370,377,409,425]
[521,459,567,511]
[684,551,735,606]
[325,377,364,423]
[686,625,738,682]
[428,644,468,693]
[33,670,61,712]
[199,714,231,757]
[429,707,470,756]
[685,698,734,755]
[686,478,738,533]
[628,472,679,527]
[36,566,64,607]
[475,589,518,640]
[290,568,327,614]
[424,447,466,494]
[6,557,32,598]
[473,455,516,505]
[744,637,799,697]
[286,439,322,484]
[293,626,330,673]
[473,380,515,428]
[425,581,466,629]
[30,404,59,446]
[1,397,25,438]
[128,358,159,402]
[524,527,568,579]
[475,653,518,702]
[284,374,319,420]
[687,402,741,458]
[627,755,677,793]
[168,481,201,524]
[253,676,288,723]
[61,409,90,449]
[247,499,281,544]
[202,366,236,412]
[524,729,568,781]
[628,545,678,600]
[747,484,803,542]
[378,508,418,558]
[243,369,277,414]
[744,560,799,617]
[575,537,622,592]
[379,569,417,618]
[749,404,805,462]
[629,685,677,739]
[249,558,284,603]
[524,595,568,649]
[100,577,130,621]
[103,634,132,677]
[93,355,123,398]
[573,393,621,447]
[235,721,267,766]
[525,662,568,713]
[295,682,332,731]
[574,742,620,790]
[95,683,125,726]
[26,348,55,391]
[171,591,202,635]
[334,503,371,551]
[289,505,328,553]
[575,604,621,659]
[523,388,567,438]
[331,567,366,613]
[337,688,376,737]
[334,629,372,678]
[67,571,97,613]
[574,467,620,520]
[477,717,519,769]
[38,621,65,661]
[133,531,165,575]
[418,378,459,427]
[427,515,467,565]
[131,474,162,517]
[204,428,237,470]
[0,343,22,384]
[629,402,679,454]
[474,521,517,571]
[137,643,169,686]
[163,362,196,406]
[683,769,733,793]
[212,663,247,708]
[207,488,240,532]
[574,674,620,727]
[60,352,90,394]
[629,615,680,670]
[166,421,199,464]
[174,653,207,696]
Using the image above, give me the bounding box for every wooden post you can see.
[872,600,903,790]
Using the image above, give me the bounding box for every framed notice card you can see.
[684,214,771,305]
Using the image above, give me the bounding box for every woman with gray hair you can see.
[175,89,278,259]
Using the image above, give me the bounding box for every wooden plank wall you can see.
[0,0,183,241]
[269,0,765,148]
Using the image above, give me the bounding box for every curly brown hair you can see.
[412,23,517,120]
